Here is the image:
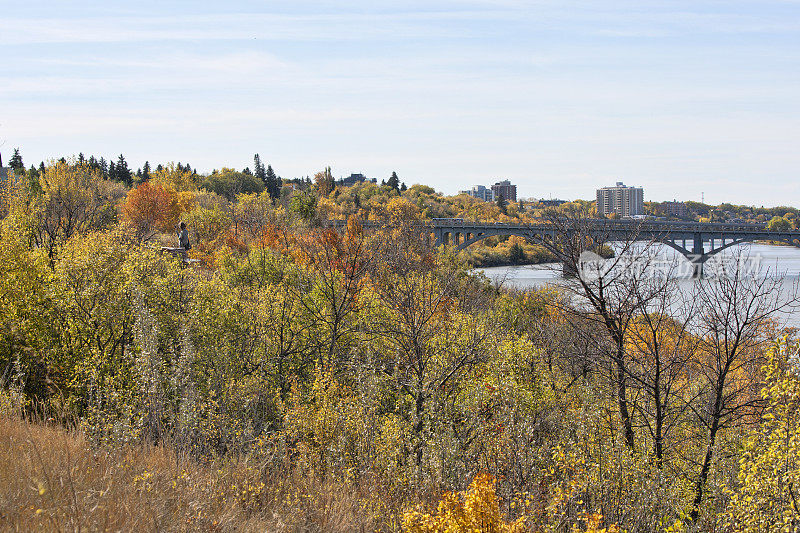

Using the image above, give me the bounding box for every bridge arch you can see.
[454,230,549,252]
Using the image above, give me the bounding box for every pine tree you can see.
[387,171,400,191]
[9,148,24,173]
[78,152,85,165]
[116,154,132,185]
[253,154,267,188]
[400,182,407,192]
[108,161,117,181]
[265,164,281,200]
[509,242,524,263]
[496,193,507,215]
[142,161,151,181]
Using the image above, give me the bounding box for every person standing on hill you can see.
[177,222,191,251]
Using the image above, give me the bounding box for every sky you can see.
[2,1,799,205]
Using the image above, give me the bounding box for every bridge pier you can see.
[687,255,707,278]
[689,233,707,278]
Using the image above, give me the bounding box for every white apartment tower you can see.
[596,182,644,217]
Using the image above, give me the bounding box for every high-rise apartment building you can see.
[596,182,643,217]
[491,180,517,203]
[458,185,495,201]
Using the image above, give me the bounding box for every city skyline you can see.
[3,1,799,206]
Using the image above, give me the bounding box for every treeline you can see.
[0,159,799,531]
[4,148,570,266]
[644,198,800,227]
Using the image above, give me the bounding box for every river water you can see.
[476,243,800,327]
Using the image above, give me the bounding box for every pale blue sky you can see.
[2,1,799,205]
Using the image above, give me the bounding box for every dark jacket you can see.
[178,228,190,250]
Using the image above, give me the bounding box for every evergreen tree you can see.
[509,242,524,263]
[265,164,281,200]
[99,157,108,179]
[77,152,85,165]
[354,192,361,208]
[496,193,507,215]
[156,164,164,173]
[115,154,132,185]
[9,148,24,173]
[27,165,42,194]
[242,167,252,175]
[387,171,400,191]
[142,161,151,181]
[253,154,267,187]
[108,161,117,181]
[400,182,407,192]
[38,162,46,176]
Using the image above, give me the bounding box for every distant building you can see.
[491,180,517,203]
[459,185,495,202]
[662,200,687,217]
[339,173,377,187]
[539,198,566,207]
[596,182,643,217]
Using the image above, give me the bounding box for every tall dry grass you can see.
[0,413,397,532]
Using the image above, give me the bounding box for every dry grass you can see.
[0,414,396,532]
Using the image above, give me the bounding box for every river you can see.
[476,242,800,327]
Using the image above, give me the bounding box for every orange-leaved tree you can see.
[123,182,181,240]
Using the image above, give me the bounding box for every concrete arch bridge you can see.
[428,219,800,276]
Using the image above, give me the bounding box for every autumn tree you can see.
[314,167,335,198]
[721,339,800,532]
[688,252,797,521]
[23,160,116,264]
[625,279,698,466]
[767,215,791,231]
[122,181,182,240]
[292,216,372,370]
[541,205,669,450]
[201,167,264,200]
[289,190,318,222]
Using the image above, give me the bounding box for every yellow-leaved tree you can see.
[403,473,524,533]
[721,339,800,532]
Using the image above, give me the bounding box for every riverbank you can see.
[465,240,614,268]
